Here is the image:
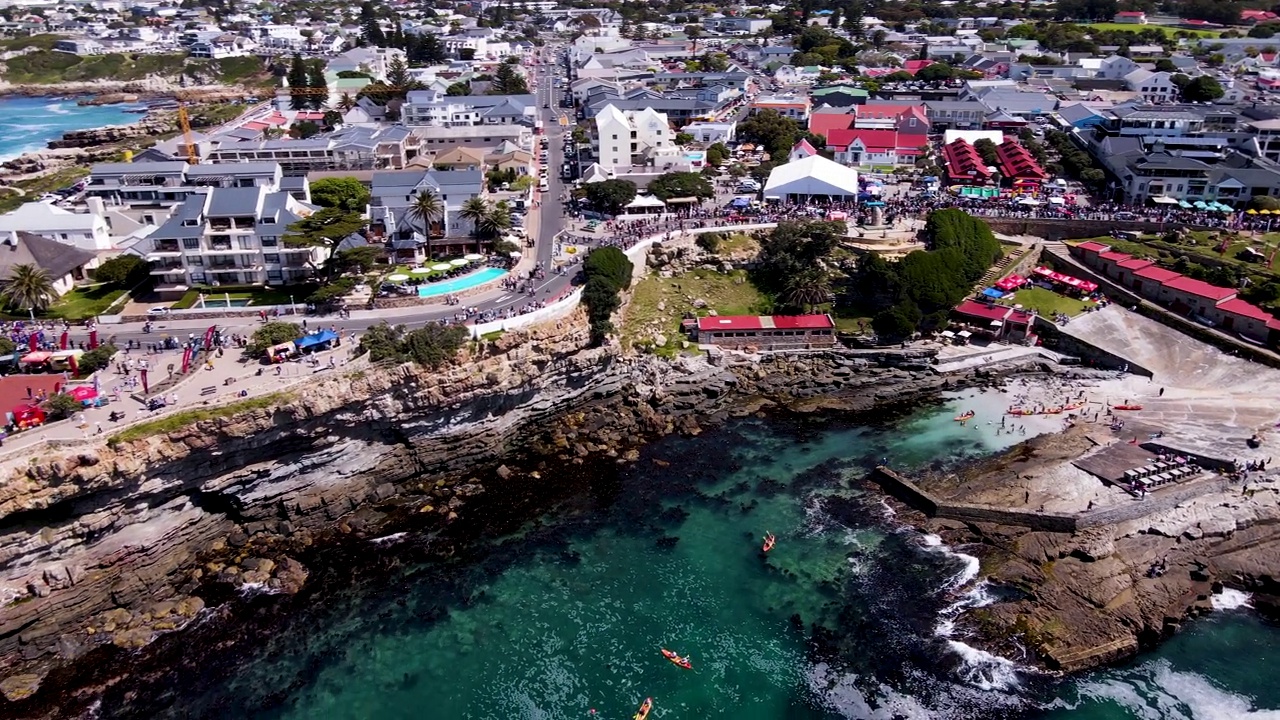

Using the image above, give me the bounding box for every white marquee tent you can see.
[762,154,860,201]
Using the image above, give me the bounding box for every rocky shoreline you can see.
[0,309,1046,716]
[891,425,1280,675]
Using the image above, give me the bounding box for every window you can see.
[182,238,200,249]
[186,256,203,266]
[264,253,279,263]
[260,236,278,247]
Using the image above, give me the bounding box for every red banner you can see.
[140,368,148,395]
[202,325,217,351]
[27,334,36,352]
[181,346,192,374]
[59,332,68,350]
[88,330,98,350]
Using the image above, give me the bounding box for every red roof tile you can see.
[1134,267,1182,283]
[1099,251,1131,262]
[954,300,1012,322]
[809,112,856,138]
[696,315,833,331]
[1163,276,1236,301]
[1218,298,1273,322]
[1117,258,1155,270]
[1076,241,1110,253]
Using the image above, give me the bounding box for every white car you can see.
[147,306,170,315]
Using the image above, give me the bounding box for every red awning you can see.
[1033,266,1098,293]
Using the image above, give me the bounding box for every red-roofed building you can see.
[808,111,857,139]
[942,138,991,182]
[1113,11,1147,23]
[1242,9,1279,23]
[1157,276,1237,315]
[952,301,1035,342]
[826,128,925,167]
[1077,244,1279,344]
[903,59,934,75]
[994,139,1047,184]
[789,139,819,161]
[694,314,837,349]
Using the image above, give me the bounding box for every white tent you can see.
[763,154,860,201]
[624,195,666,209]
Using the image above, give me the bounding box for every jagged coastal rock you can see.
[0,311,1010,702]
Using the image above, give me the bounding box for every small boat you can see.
[1111,405,1143,411]
[953,410,975,421]
[1044,407,1063,415]
[634,697,653,720]
[1062,403,1082,411]
[661,648,692,669]
[762,533,776,552]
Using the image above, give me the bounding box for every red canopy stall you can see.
[1033,266,1098,294]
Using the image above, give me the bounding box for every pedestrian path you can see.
[0,342,363,458]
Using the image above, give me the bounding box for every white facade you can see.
[1125,69,1178,104]
[0,201,113,251]
[594,104,673,172]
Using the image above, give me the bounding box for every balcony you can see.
[149,263,184,275]
[151,240,180,254]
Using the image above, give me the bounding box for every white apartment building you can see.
[139,186,326,292]
[402,90,536,127]
[594,104,673,172]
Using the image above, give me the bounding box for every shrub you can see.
[42,393,82,421]
[696,232,722,253]
[79,344,118,373]
[581,247,634,345]
[247,321,303,356]
[358,321,468,367]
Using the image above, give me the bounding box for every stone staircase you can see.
[974,245,1030,292]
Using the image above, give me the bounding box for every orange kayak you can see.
[1112,405,1143,411]
[762,533,776,552]
[661,648,692,669]
[634,697,653,720]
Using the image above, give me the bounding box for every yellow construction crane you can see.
[177,102,197,164]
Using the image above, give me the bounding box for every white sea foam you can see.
[808,662,933,719]
[371,532,408,546]
[44,102,69,115]
[1073,659,1280,720]
[945,639,1021,691]
[1212,588,1254,611]
[918,533,981,590]
[237,582,283,597]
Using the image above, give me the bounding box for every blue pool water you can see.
[0,96,147,161]
[417,267,508,298]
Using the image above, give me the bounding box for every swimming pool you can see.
[417,267,508,298]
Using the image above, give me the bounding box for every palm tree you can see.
[406,189,444,260]
[337,92,357,113]
[784,269,831,313]
[0,264,55,314]
[458,197,491,253]
[477,203,512,252]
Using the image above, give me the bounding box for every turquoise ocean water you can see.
[88,389,1280,719]
[0,96,145,161]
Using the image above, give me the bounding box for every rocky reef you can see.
[0,311,1014,710]
[913,429,1280,674]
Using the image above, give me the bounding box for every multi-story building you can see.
[594,104,674,172]
[84,160,284,226]
[205,127,422,174]
[402,91,537,127]
[368,169,488,257]
[138,186,326,294]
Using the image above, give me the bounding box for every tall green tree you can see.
[287,53,309,110]
[458,197,490,249]
[305,59,328,109]
[0,264,56,313]
[360,1,385,46]
[310,177,371,212]
[386,54,410,92]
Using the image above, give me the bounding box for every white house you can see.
[683,121,736,144]
[594,103,673,172]
[0,201,114,251]
[1124,69,1178,104]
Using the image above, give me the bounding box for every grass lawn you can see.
[717,232,759,255]
[1079,22,1222,38]
[108,392,288,444]
[1007,287,1091,316]
[48,284,126,321]
[622,268,770,355]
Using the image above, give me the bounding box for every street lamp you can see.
[289,295,295,315]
